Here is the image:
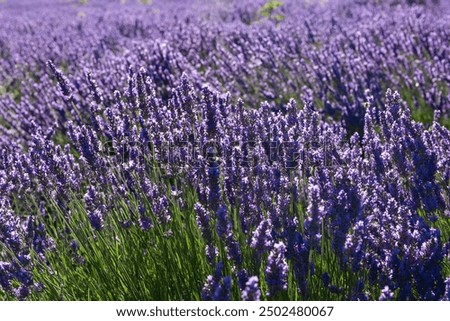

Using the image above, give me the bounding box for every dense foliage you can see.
[0,0,449,300]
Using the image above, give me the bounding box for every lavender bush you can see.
[0,0,449,301]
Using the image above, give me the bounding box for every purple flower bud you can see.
[442,278,450,301]
[250,219,273,253]
[87,209,104,231]
[139,216,153,231]
[379,286,394,301]
[47,60,72,99]
[195,202,211,242]
[241,276,261,301]
[214,276,232,301]
[216,204,230,239]
[201,275,218,301]
[265,242,288,297]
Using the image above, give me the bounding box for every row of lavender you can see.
[1,0,450,300]
[1,0,448,138]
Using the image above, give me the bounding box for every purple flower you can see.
[250,219,273,253]
[304,178,325,251]
[216,204,231,239]
[237,269,248,290]
[208,147,221,212]
[47,60,73,99]
[0,262,12,290]
[195,202,212,242]
[205,245,218,265]
[214,276,232,301]
[201,275,218,301]
[87,209,104,231]
[265,242,288,297]
[442,278,450,301]
[139,216,153,231]
[14,285,30,301]
[202,262,231,301]
[225,235,243,266]
[241,276,261,301]
[379,286,394,301]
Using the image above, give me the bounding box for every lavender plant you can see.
[0,0,449,301]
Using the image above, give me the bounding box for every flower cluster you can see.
[0,0,448,301]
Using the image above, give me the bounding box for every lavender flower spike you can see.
[242,276,261,301]
[379,286,394,301]
[250,219,273,253]
[265,242,288,297]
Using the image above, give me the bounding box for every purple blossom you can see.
[216,204,231,239]
[0,0,449,302]
[304,178,325,251]
[87,209,105,232]
[201,262,232,301]
[265,242,288,297]
[442,278,450,301]
[47,60,73,99]
[379,286,394,301]
[250,219,273,254]
[195,202,212,242]
[242,276,261,301]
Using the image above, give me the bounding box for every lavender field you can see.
[0,0,449,301]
